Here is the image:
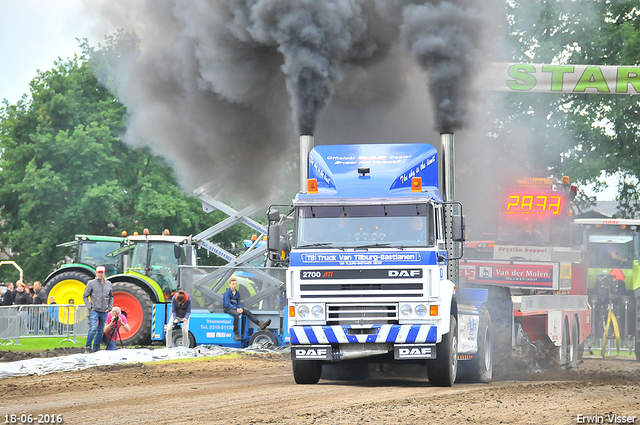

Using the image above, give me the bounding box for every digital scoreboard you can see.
[503,191,564,215]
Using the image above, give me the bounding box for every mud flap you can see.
[394,344,436,359]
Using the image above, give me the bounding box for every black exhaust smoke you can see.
[400,1,486,133]
[81,1,490,193]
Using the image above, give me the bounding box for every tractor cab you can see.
[127,235,188,299]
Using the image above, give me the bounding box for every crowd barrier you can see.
[0,304,89,345]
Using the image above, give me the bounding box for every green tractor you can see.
[45,232,261,346]
[45,232,187,346]
[44,235,127,305]
[575,218,640,361]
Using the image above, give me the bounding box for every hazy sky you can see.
[0,0,95,104]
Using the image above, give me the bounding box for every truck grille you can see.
[327,303,398,325]
[299,282,423,299]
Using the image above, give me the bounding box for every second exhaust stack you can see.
[440,132,455,202]
[300,134,314,193]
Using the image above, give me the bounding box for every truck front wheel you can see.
[427,315,458,387]
[292,359,322,384]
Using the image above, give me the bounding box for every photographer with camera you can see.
[166,290,191,348]
[102,306,130,350]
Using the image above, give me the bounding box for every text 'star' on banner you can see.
[487,63,640,95]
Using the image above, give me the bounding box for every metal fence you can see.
[0,304,89,345]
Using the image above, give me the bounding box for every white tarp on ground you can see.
[0,345,289,379]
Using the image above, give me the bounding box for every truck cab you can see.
[271,142,465,386]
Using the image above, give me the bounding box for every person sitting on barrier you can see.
[2,282,14,305]
[102,306,130,350]
[82,266,114,354]
[223,276,271,341]
[166,290,192,348]
[14,281,32,305]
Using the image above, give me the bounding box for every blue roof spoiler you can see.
[297,144,442,201]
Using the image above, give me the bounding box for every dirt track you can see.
[0,353,638,424]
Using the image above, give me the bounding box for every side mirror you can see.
[174,243,182,260]
[267,223,285,252]
[268,209,280,223]
[452,215,466,242]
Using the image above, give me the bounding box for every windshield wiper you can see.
[297,243,333,248]
[297,243,347,250]
[354,243,391,249]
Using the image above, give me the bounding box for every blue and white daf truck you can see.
[267,134,487,386]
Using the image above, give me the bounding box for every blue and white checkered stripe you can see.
[289,325,437,345]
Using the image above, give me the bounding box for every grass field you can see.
[0,337,88,351]
[586,348,636,359]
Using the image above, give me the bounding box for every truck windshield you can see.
[295,204,435,248]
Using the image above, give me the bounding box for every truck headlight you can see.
[297,305,310,318]
[400,304,412,317]
[415,304,427,317]
[311,305,324,318]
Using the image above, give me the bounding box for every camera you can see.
[112,315,119,323]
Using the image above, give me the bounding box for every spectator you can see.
[47,296,60,334]
[14,281,33,305]
[82,266,113,354]
[166,290,191,348]
[102,306,130,350]
[2,282,15,305]
[32,281,47,304]
[223,276,270,341]
[29,281,48,333]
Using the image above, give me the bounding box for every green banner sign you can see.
[489,63,640,95]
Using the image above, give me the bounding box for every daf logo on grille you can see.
[388,269,422,277]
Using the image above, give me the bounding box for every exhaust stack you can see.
[300,134,314,193]
[440,132,455,201]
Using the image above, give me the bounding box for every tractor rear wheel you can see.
[112,282,153,346]
[45,271,92,305]
[45,271,92,325]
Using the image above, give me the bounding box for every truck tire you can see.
[112,282,153,346]
[45,271,92,305]
[292,359,322,384]
[458,305,492,383]
[171,328,196,348]
[248,330,278,348]
[427,315,458,387]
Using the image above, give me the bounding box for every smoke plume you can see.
[82,0,491,199]
[400,1,486,133]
